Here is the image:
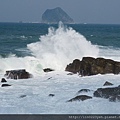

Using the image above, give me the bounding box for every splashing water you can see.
[0,55,43,76]
[27,22,99,70]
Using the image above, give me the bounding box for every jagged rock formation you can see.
[67,95,92,102]
[4,69,32,79]
[65,57,120,76]
[42,7,74,24]
[103,81,114,86]
[43,68,54,72]
[94,85,120,102]
[1,78,7,83]
[77,89,91,94]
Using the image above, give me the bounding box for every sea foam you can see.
[27,22,99,70]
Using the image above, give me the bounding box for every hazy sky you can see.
[0,0,120,24]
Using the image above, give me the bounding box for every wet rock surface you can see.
[49,94,55,97]
[19,95,27,98]
[109,95,120,102]
[78,89,91,93]
[68,95,92,102]
[1,78,7,83]
[4,69,32,79]
[1,84,11,87]
[43,68,54,72]
[94,85,120,102]
[103,81,114,86]
[65,57,120,76]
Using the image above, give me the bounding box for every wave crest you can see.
[27,22,99,70]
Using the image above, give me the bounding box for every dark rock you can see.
[109,95,120,102]
[49,94,55,97]
[67,72,74,75]
[82,57,96,65]
[1,78,7,82]
[47,77,52,80]
[114,62,120,74]
[78,89,91,93]
[65,57,120,76]
[43,68,54,72]
[1,84,11,87]
[68,95,92,102]
[103,81,114,86]
[42,7,74,24]
[4,69,32,79]
[20,95,27,98]
[94,87,120,98]
[65,59,81,74]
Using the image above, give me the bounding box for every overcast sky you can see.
[0,0,120,24]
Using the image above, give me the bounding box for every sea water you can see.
[0,22,120,75]
[0,22,120,114]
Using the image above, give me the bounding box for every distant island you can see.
[41,7,74,24]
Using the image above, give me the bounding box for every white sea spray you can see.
[27,22,99,70]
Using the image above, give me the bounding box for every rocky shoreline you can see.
[65,57,120,76]
[1,57,120,103]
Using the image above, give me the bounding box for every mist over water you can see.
[27,22,99,70]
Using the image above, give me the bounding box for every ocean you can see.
[0,22,120,74]
[0,22,120,114]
